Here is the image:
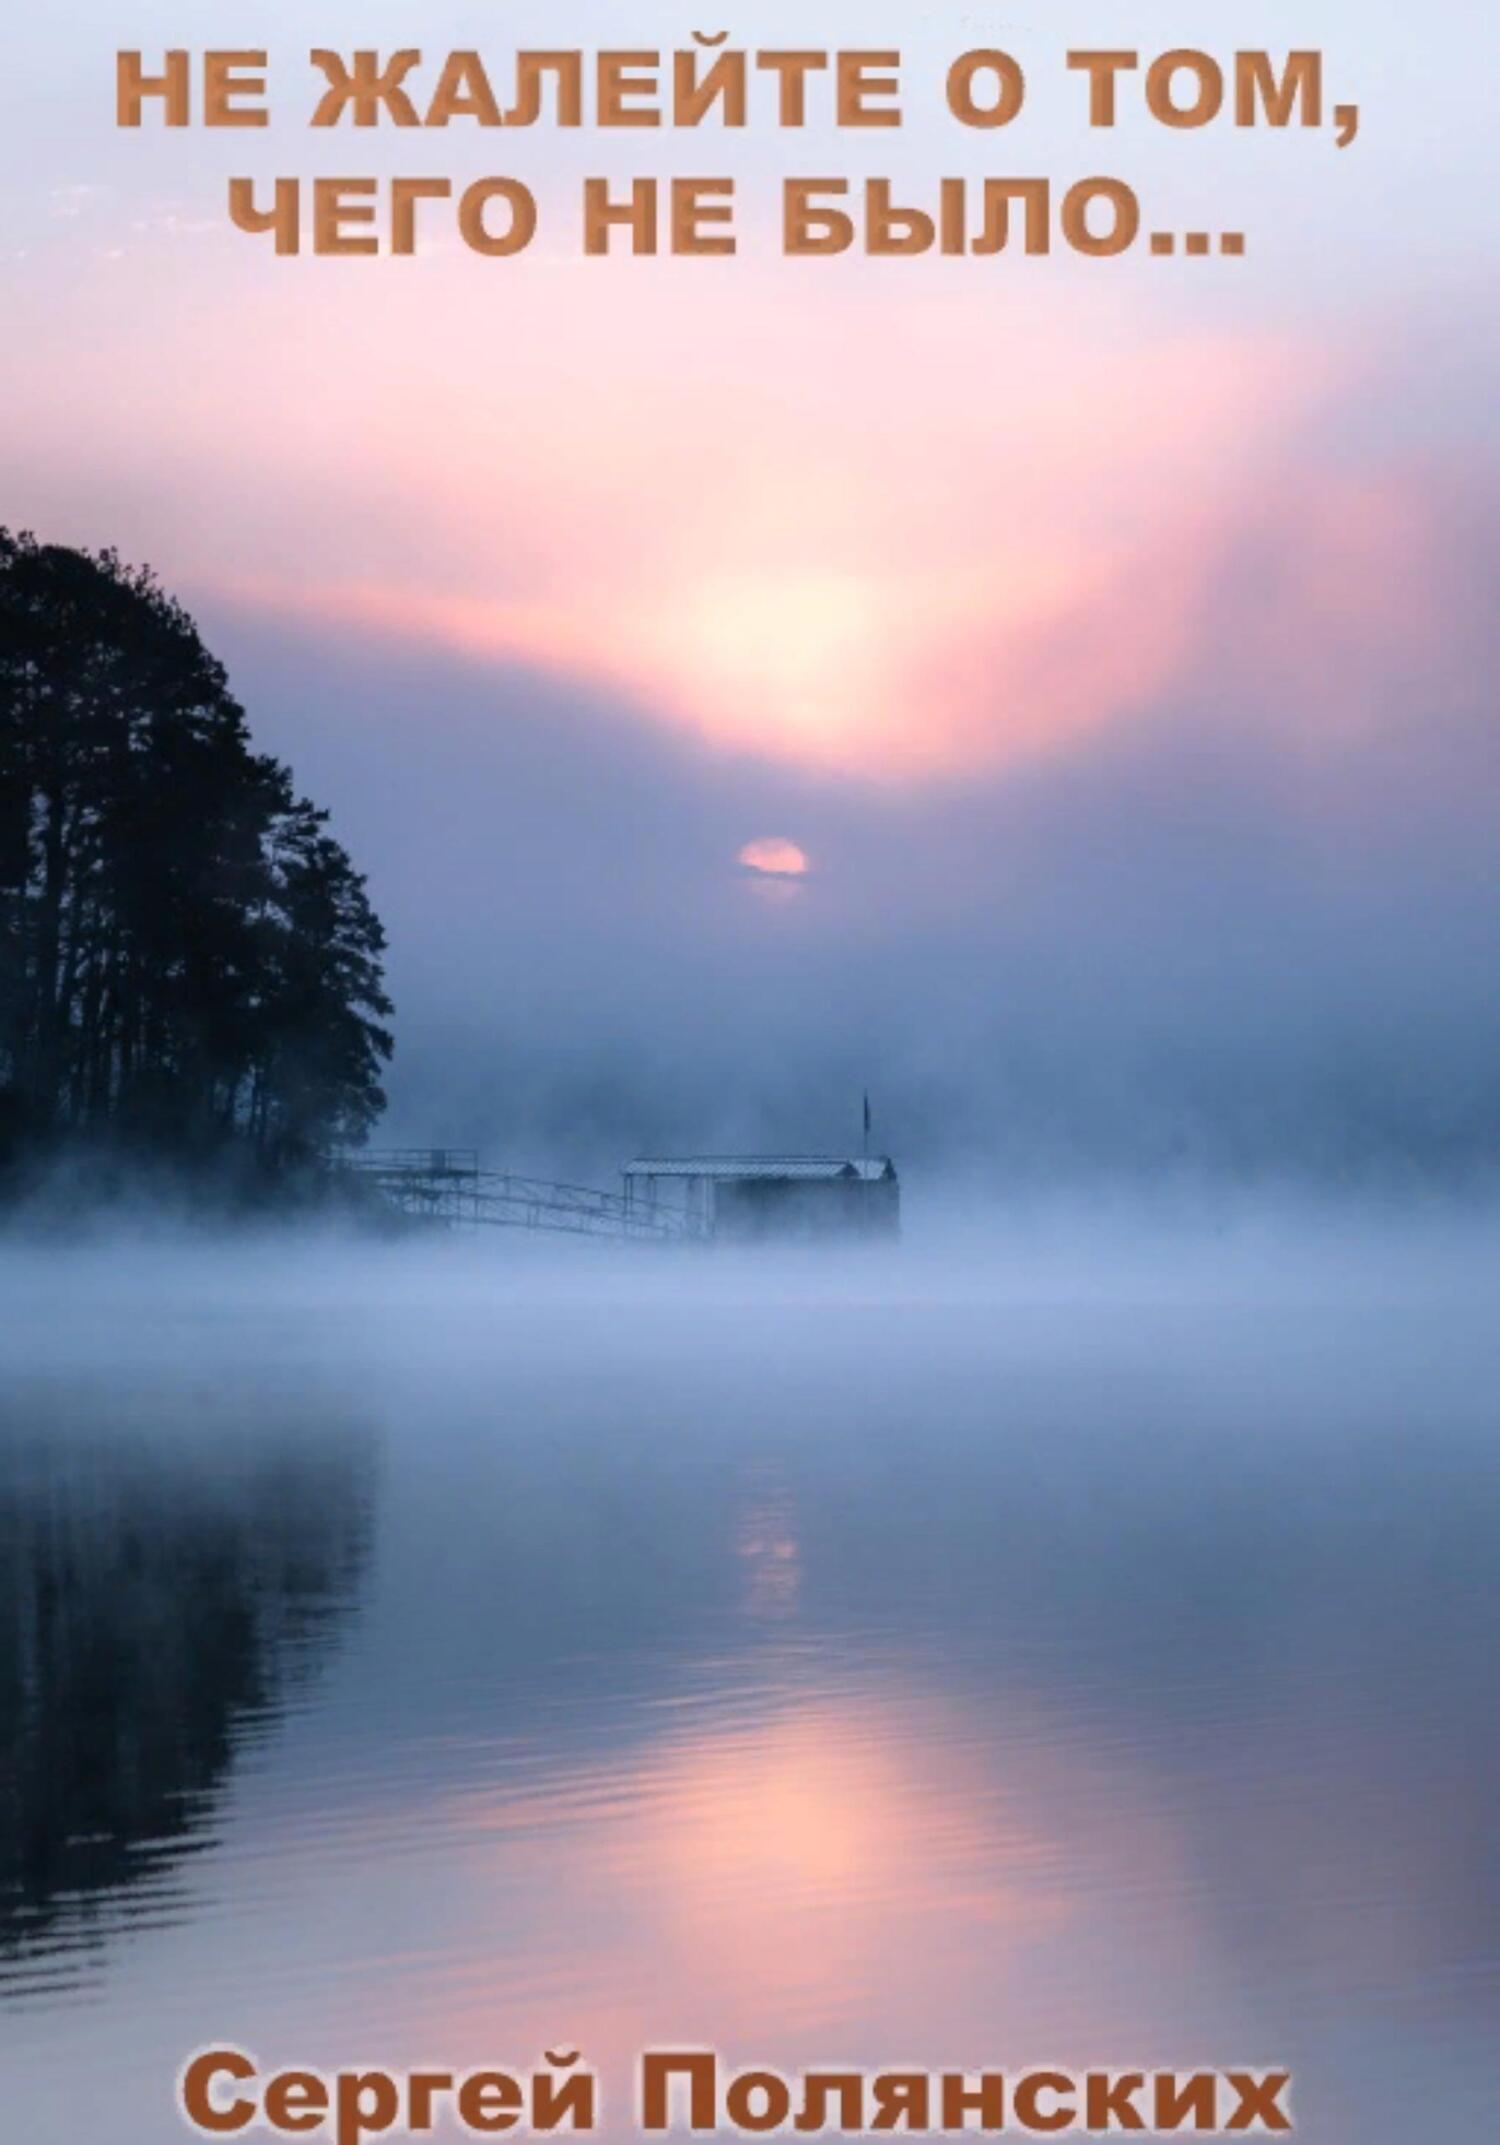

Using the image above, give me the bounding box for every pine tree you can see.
[0,531,392,1186]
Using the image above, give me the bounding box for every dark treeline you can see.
[0,532,392,1198]
[0,1402,374,1973]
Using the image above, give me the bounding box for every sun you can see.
[738,838,809,878]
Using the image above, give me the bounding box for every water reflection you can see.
[0,1280,1495,2145]
[0,1381,374,2007]
[735,1476,802,1621]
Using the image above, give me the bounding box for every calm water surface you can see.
[1,1234,1496,2142]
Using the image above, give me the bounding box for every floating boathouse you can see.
[622,1155,900,1244]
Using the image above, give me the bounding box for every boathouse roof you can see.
[623,1155,896,1182]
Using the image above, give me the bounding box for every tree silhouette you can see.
[0,531,391,1183]
[0,1406,375,1979]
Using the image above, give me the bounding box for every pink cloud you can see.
[4,249,1469,781]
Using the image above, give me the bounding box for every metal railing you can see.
[336,1149,694,1243]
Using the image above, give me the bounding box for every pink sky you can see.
[3,4,1493,791]
[2,244,1476,786]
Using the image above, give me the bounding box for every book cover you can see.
[1,12,1494,2145]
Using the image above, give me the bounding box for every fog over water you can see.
[1,1217,1496,2144]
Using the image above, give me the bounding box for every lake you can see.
[1,1217,1496,2141]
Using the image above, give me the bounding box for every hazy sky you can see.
[2,5,1496,1180]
